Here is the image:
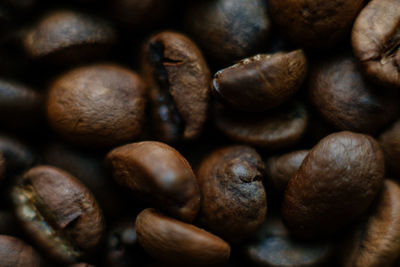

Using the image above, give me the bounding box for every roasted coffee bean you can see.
[245,215,333,267]
[111,0,171,28]
[142,31,210,143]
[135,208,230,266]
[47,64,146,148]
[24,10,116,64]
[352,0,400,88]
[11,165,104,263]
[283,131,385,239]
[0,235,41,267]
[0,153,5,181]
[379,119,400,176]
[185,0,270,66]
[309,55,399,134]
[214,101,309,149]
[340,180,400,267]
[197,145,267,243]
[269,0,363,49]
[266,150,309,196]
[70,263,95,267]
[0,79,43,129]
[0,134,34,175]
[212,50,307,112]
[106,141,200,222]
[42,142,121,217]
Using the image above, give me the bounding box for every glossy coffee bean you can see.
[142,31,210,143]
[197,145,267,243]
[111,0,171,28]
[379,119,400,176]
[352,0,400,88]
[0,134,34,175]
[283,131,385,239]
[106,141,200,222]
[265,150,309,196]
[340,180,400,267]
[47,64,146,148]
[185,0,270,66]
[214,101,309,149]
[309,55,399,134]
[212,50,307,112]
[24,10,116,64]
[0,79,43,129]
[0,235,41,267]
[269,0,363,49]
[135,208,230,266]
[245,215,333,267]
[11,165,104,263]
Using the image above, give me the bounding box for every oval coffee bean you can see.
[11,165,104,263]
[184,0,270,66]
[214,101,309,149]
[0,134,35,175]
[106,141,200,222]
[142,31,210,143]
[0,79,43,129]
[197,145,267,243]
[379,119,400,176]
[47,64,146,148]
[266,150,309,196]
[212,50,307,112]
[309,55,399,134]
[269,0,363,49]
[24,10,116,63]
[352,0,400,88]
[135,208,230,266]
[245,215,333,267]
[282,131,385,239]
[340,180,400,267]
[0,235,41,267]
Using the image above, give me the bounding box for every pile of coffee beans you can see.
[1,0,400,266]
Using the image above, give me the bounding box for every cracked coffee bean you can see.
[0,235,41,267]
[212,50,307,112]
[47,64,146,148]
[282,131,385,239]
[197,145,267,243]
[135,208,230,266]
[11,165,104,263]
[352,0,400,88]
[106,141,200,222]
[142,31,210,143]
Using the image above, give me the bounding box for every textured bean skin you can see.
[0,235,41,267]
[197,145,267,243]
[283,131,385,239]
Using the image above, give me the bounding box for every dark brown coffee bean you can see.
[309,55,399,134]
[0,235,41,267]
[47,64,146,148]
[340,180,400,267]
[185,0,270,66]
[11,165,104,263]
[0,153,4,181]
[352,0,400,88]
[106,141,200,222]
[266,150,309,196]
[212,50,307,112]
[111,0,171,28]
[214,101,309,149]
[197,145,267,243]
[142,31,210,143]
[0,134,34,175]
[24,10,116,64]
[0,79,43,129]
[245,215,333,267]
[135,208,230,266]
[283,131,385,239]
[379,119,400,176]
[42,142,122,217]
[70,263,95,267]
[269,0,363,49]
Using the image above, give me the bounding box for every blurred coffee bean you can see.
[0,235,41,267]
[379,119,400,176]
